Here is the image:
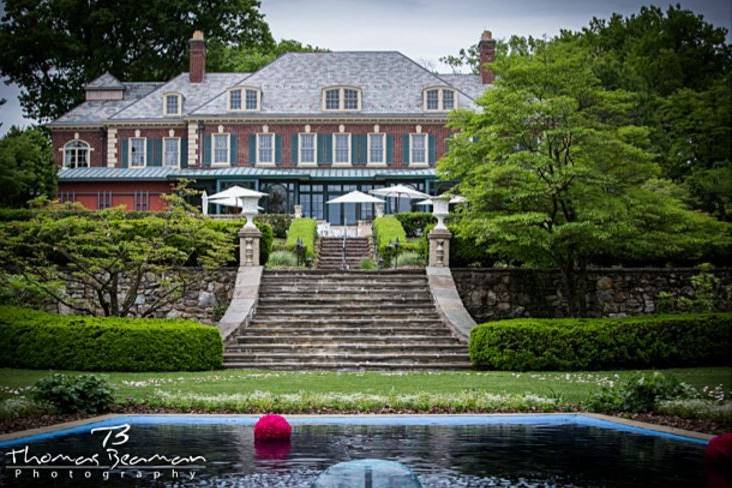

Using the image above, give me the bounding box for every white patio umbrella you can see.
[369,184,430,214]
[326,190,385,267]
[207,185,268,215]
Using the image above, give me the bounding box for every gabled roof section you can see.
[84,72,125,90]
[110,73,249,120]
[52,82,164,126]
[192,51,480,116]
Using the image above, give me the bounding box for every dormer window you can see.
[423,87,457,111]
[229,87,260,111]
[163,93,182,116]
[322,87,362,111]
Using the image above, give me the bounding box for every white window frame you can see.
[62,140,91,168]
[228,87,261,112]
[129,137,147,168]
[211,133,230,166]
[163,137,180,168]
[367,133,386,166]
[322,86,362,111]
[163,92,182,116]
[422,87,457,112]
[298,133,317,167]
[409,133,428,167]
[256,133,275,166]
[332,133,352,166]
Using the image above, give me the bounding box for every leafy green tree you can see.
[0,204,234,317]
[0,97,5,129]
[0,0,274,121]
[439,40,730,315]
[208,39,327,73]
[0,126,56,207]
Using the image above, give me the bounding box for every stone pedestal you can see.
[238,226,262,267]
[294,205,303,218]
[374,203,385,217]
[428,227,452,268]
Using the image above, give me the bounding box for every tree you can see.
[438,39,730,315]
[0,0,274,121]
[0,126,56,207]
[0,97,5,129]
[208,39,327,73]
[0,187,234,317]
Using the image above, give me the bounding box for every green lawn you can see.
[1,367,729,405]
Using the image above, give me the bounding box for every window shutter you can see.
[291,134,298,164]
[317,134,332,164]
[180,138,188,168]
[428,134,437,164]
[353,134,367,165]
[229,134,238,166]
[147,138,162,167]
[120,139,128,168]
[401,134,410,164]
[386,135,394,165]
[203,135,211,167]
[248,134,256,164]
[275,135,283,165]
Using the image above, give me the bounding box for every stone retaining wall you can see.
[55,267,238,324]
[451,268,732,322]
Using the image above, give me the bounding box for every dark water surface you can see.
[0,416,706,487]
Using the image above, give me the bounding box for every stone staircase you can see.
[223,269,471,370]
[317,237,371,270]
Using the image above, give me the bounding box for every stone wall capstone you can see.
[451,268,732,322]
[55,267,238,324]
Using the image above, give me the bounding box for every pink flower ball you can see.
[253,414,292,441]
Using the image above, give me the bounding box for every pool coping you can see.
[0,412,713,444]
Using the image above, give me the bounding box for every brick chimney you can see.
[189,31,206,83]
[478,30,496,84]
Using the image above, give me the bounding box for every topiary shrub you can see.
[0,306,223,371]
[394,212,436,237]
[31,374,114,414]
[373,216,407,267]
[469,313,732,371]
[286,218,317,258]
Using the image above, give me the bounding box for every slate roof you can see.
[57,166,437,182]
[110,73,248,121]
[53,52,487,125]
[84,72,125,90]
[193,52,482,116]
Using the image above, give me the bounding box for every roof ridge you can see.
[394,51,478,101]
[109,73,188,119]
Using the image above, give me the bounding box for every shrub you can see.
[285,218,317,258]
[373,216,407,266]
[266,250,299,268]
[657,399,732,424]
[0,306,223,371]
[206,218,273,265]
[585,373,691,413]
[394,212,435,237]
[396,251,424,267]
[256,214,292,239]
[360,258,377,270]
[469,313,732,371]
[419,222,495,267]
[0,397,50,420]
[31,374,114,414]
[657,263,727,313]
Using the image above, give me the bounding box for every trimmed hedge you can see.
[0,306,223,371]
[394,212,436,238]
[469,313,732,371]
[373,216,407,255]
[286,218,318,258]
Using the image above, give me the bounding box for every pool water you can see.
[0,415,707,487]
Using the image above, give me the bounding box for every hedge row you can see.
[286,218,318,258]
[0,306,223,371]
[373,216,407,255]
[469,313,732,371]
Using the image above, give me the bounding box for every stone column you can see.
[428,227,452,268]
[238,226,262,267]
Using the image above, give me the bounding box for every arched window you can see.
[63,140,90,168]
[322,86,362,111]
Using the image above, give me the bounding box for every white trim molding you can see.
[366,132,387,167]
[422,86,457,112]
[298,132,318,168]
[211,133,231,167]
[163,137,181,168]
[228,86,262,112]
[128,137,147,168]
[332,132,352,167]
[321,86,362,112]
[163,92,183,116]
[255,132,276,167]
[409,133,429,168]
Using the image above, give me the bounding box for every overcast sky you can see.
[1,0,730,135]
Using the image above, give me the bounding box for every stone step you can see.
[258,285,429,294]
[226,344,467,354]
[254,304,437,313]
[257,293,432,302]
[260,279,429,287]
[253,312,441,320]
[233,335,463,344]
[263,270,425,277]
[249,318,444,327]
[242,326,455,336]
[223,361,473,370]
[223,352,470,363]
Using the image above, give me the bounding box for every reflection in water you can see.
[0,423,705,488]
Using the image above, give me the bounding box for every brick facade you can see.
[52,129,107,167]
[57,181,173,211]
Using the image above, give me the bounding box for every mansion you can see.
[50,31,496,223]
